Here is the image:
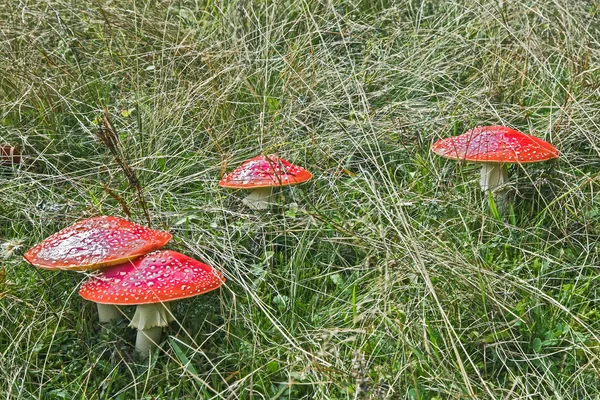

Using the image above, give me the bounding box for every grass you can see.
[1,0,600,398]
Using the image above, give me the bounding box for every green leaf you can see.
[488,191,500,220]
[266,96,280,112]
[169,338,199,376]
[120,108,135,118]
[532,337,542,352]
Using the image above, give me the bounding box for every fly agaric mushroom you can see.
[24,216,172,271]
[431,126,559,192]
[219,154,312,209]
[25,216,172,323]
[24,216,172,322]
[79,250,225,357]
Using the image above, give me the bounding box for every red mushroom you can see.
[0,145,21,166]
[431,126,559,192]
[219,154,312,209]
[79,250,225,357]
[24,216,173,324]
[24,216,172,271]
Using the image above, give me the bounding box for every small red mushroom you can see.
[431,126,559,192]
[219,154,312,209]
[79,250,225,357]
[24,216,172,271]
[0,145,21,166]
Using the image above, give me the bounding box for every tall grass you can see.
[1,0,599,398]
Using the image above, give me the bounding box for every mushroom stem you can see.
[242,187,274,209]
[97,303,122,323]
[135,327,163,356]
[129,302,175,357]
[479,163,508,192]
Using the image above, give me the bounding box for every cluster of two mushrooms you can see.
[24,216,224,357]
[431,126,559,206]
[221,142,557,209]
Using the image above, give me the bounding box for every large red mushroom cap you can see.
[78,250,225,305]
[431,126,559,163]
[24,216,172,271]
[219,154,312,189]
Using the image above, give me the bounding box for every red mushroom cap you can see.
[431,126,559,163]
[24,216,172,271]
[78,250,225,305]
[219,154,312,189]
[0,145,21,166]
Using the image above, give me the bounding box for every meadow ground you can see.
[1,1,600,398]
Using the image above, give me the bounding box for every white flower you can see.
[1,239,25,259]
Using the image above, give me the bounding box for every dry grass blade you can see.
[97,107,151,225]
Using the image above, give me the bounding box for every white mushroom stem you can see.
[242,187,274,210]
[129,302,175,357]
[97,303,122,323]
[479,162,508,192]
[135,327,163,356]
